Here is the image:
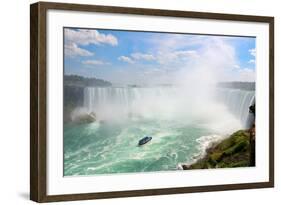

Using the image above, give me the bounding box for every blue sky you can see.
[64,28,256,85]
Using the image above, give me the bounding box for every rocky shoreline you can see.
[181,124,255,170]
[181,102,256,170]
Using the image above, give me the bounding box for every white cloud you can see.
[64,43,94,57]
[119,50,197,65]
[64,28,118,58]
[174,50,198,57]
[156,49,199,65]
[248,59,255,64]
[248,48,256,65]
[65,28,118,46]
[238,68,255,82]
[82,60,110,66]
[131,52,156,61]
[118,56,135,64]
[233,64,240,69]
[149,34,205,53]
[165,37,255,86]
[249,48,256,57]
[107,36,256,85]
[143,68,162,75]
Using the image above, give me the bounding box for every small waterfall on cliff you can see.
[216,88,255,128]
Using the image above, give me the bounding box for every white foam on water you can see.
[177,134,227,169]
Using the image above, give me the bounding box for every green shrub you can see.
[210,152,223,162]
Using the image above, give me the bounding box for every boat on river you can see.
[138,136,152,146]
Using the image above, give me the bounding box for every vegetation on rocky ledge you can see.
[182,129,254,170]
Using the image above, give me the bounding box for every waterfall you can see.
[84,87,130,111]
[84,87,179,108]
[83,87,178,120]
[83,86,255,128]
[216,88,255,128]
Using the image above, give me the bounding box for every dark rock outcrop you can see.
[72,112,96,124]
[63,85,84,123]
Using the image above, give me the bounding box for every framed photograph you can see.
[30,1,274,202]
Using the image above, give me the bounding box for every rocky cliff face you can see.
[63,85,84,123]
[64,85,84,107]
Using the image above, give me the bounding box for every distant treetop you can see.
[64,75,112,87]
[217,81,255,91]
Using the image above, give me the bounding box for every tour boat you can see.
[138,136,152,146]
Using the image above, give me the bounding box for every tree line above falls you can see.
[217,82,255,91]
[64,75,112,87]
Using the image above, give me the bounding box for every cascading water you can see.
[216,88,255,128]
[84,86,255,128]
[83,86,179,120]
[84,87,176,109]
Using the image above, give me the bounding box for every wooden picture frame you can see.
[30,1,274,202]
